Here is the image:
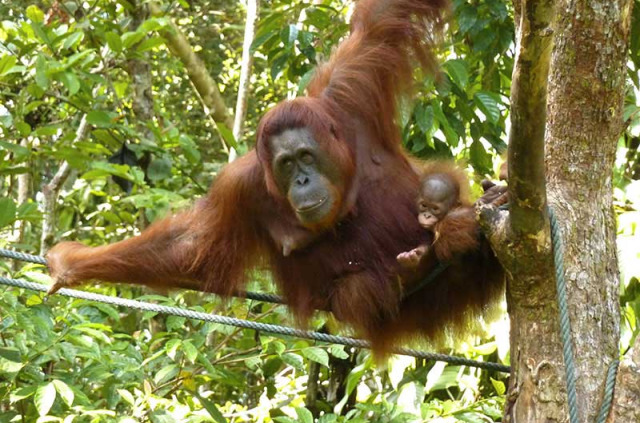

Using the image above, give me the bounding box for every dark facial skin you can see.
[417,175,458,230]
[269,128,343,229]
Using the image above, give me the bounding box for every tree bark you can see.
[479,0,564,419]
[609,336,640,421]
[546,0,633,420]
[40,116,89,254]
[482,0,635,420]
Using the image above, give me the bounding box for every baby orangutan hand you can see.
[396,244,429,269]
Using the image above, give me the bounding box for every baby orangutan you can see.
[397,162,479,269]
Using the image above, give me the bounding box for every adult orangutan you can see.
[47,0,504,355]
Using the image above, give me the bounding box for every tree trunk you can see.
[481,0,635,420]
[546,0,633,420]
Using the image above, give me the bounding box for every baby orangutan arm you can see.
[397,244,429,269]
[430,207,480,262]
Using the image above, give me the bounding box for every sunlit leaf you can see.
[53,380,74,406]
[296,407,313,423]
[105,32,123,53]
[0,197,17,228]
[34,382,56,416]
[302,347,329,367]
[474,92,501,124]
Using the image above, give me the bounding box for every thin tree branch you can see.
[230,0,260,162]
[149,2,234,134]
[507,0,555,234]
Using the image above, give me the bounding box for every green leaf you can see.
[26,5,45,23]
[179,134,201,164]
[53,380,74,406]
[0,140,29,157]
[345,363,366,396]
[491,377,506,395]
[136,37,165,52]
[215,122,238,149]
[305,7,331,28]
[34,382,56,416]
[0,347,20,362]
[193,392,227,423]
[443,59,469,88]
[0,107,12,127]
[35,56,49,90]
[473,28,496,52]
[0,356,23,375]
[118,389,135,406]
[470,140,493,172]
[154,364,179,385]
[250,30,278,53]
[0,198,17,228]
[457,6,477,34]
[87,111,114,128]
[455,412,490,423]
[415,103,434,134]
[10,386,36,403]
[474,92,501,124]
[432,102,458,147]
[281,24,299,47]
[122,31,145,49]
[165,339,181,360]
[273,418,296,423]
[281,353,304,370]
[329,345,349,359]
[472,341,497,356]
[60,72,80,95]
[63,32,84,50]
[296,407,313,423]
[0,55,17,76]
[147,157,172,182]
[105,32,123,53]
[139,17,169,33]
[182,340,198,364]
[302,347,329,367]
[270,52,290,81]
[16,122,31,137]
[297,68,315,95]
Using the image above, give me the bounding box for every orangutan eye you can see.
[300,152,315,165]
[278,157,294,173]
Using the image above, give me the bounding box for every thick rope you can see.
[0,275,510,372]
[549,208,579,423]
[549,208,618,423]
[596,357,619,423]
[0,248,285,305]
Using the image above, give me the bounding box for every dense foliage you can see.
[0,0,638,421]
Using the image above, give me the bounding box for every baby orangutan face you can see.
[417,174,460,230]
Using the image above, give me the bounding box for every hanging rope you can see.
[549,207,618,423]
[0,248,510,373]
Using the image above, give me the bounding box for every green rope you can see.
[549,207,618,422]
[549,208,579,423]
[596,358,619,423]
[0,274,510,372]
